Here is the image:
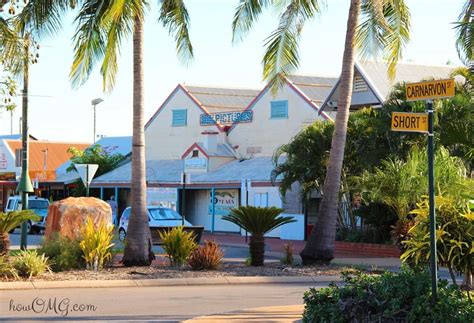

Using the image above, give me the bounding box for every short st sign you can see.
[391,112,428,133]
[405,78,455,101]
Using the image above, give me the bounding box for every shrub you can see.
[302,269,474,323]
[223,206,295,266]
[401,196,473,288]
[188,240,223,270]
[13,250,51,278]
[0,210,40,258]
[79,217,115,271]
[0,255,18,279]
[38,234,84,272]
[281,243,294,266]
[159,226,197,267]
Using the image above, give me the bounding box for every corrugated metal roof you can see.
[358,61,458,100]
[183,85,260,113]
[0,134,37,140]
[5,140,89,180]
[288,75,338,105]
[195,143,236,158]
[92,157,283,185]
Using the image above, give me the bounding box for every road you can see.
[0,283,319,321]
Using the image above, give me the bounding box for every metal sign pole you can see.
[426,100,437,303]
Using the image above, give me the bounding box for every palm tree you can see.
[223,206,295,266]
[17,0,193,265]
[232,0,410,264]
[454,0,473,66]
[0,211,38,258]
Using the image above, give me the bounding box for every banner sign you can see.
[208,189,238,215]
[405,79,455,101]
[391,112,428,133]
[200,111,253,126]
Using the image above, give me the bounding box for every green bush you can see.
[79,217,115,271]
[38,234,84,272]
[0,255,18,279]
[302,269,474,323]
[187,240,223,270]
[159,226,197,267]
[13,250,51,278]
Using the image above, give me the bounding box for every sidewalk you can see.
[185,304,304,322]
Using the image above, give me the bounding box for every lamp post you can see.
[91,98,104,143]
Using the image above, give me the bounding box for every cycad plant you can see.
[223,206,295,266]
[0,211,39,258]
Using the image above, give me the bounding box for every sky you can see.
[0,0,465,143]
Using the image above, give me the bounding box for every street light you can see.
[91,98,104,143]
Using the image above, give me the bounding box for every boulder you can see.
[45,197,112,240]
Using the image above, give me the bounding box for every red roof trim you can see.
[144,84,222,131]
[181,143,209,159]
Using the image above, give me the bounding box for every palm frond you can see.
[69,0,112,89]
[355,0,387,59]
[0,18,25,75]
[262,0,322,94]
[159,0,193,65]
[454,0,474,65]
[232,0,271,43]
[382,0,410,79]
[15,0,72,37]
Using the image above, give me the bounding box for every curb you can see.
[0,275,341,291]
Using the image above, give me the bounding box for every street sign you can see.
[75,164,99,197]
[391,112,428,133]
[405,79,455,101]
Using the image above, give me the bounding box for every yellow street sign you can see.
[405,79,455,101]
[391,112,428,133]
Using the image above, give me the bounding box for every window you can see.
[15,149,22,167]
[254,193,269,207]
[270,100,288,119]
[192,150,199,157]
[172,109,187,126]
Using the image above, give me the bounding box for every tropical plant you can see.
[233,0,411,264]
[39,233,84,272]
[401,196,473,289]
[0,210,39,258]
[223,206,295,266]
[67,145,125,177]
[13,249,51,278]
[187,240,224,271]
[0,255,18,279]
[303,269,474,323]
[454,0,473,65]
[18,0,193,266]
[79,217,115,271]
[159,226,197,267]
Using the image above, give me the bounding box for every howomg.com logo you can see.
[9,297,97,317]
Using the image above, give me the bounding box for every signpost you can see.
[393,78,455,304]
[75,164,99,197]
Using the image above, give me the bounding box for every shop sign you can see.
[208,189,238,215]
[200,111,253,126]
[0,172,16,181]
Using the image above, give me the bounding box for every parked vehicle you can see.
[5,196,50,234]
[118,206,192,241]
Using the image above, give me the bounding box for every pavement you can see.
[185,305,304,322]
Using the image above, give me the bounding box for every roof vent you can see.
[353,76,368,92]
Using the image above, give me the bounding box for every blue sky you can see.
[0,0,464,142]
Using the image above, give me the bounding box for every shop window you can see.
[15,149,22,167]
[172,109,187,126]
[192,150,199,157]
[270,100,288,119]
[254,193,269,207]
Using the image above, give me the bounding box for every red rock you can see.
[45,197,112,240]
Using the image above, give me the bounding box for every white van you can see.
[5,196,50,234]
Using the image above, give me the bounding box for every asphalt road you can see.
[0,283,319,321]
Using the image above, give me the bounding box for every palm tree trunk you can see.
[300,0,361,265]
[122,14,154,266]
[249,235,265,266]
[0,232,10,258]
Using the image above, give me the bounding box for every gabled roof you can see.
[182,85,260,113]
[321,61,459,111]
[5,140,89,180]
[181,142,236,159]
[287,75,338,105]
